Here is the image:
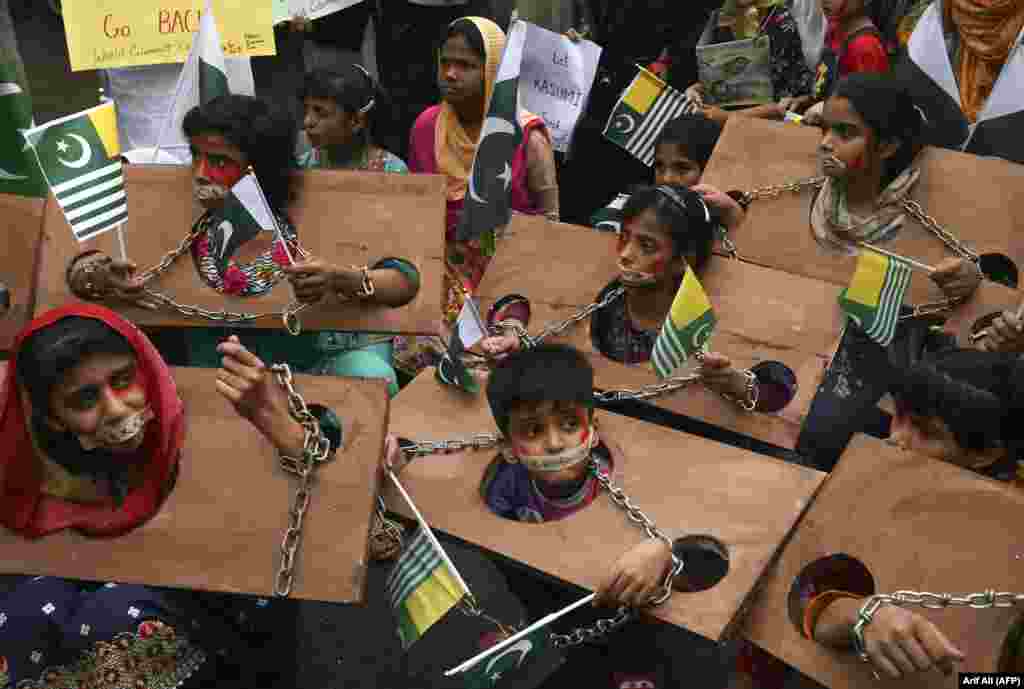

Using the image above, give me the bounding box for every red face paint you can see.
[196,155,245,187]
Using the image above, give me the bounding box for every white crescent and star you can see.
[612,113,636,135]
[56,133,92,169]
[691,322,714,351]
[484,638,533,679]
[467,116,517,204]
[218,220,235,259]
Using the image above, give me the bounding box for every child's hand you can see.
[858,605,965,679]
[930,257,982,302]
[480,333,521,359]
[382,434,412,475]
[976,309,1024,353]
[700,352,752,402]
[595,539,673,608]
[692,184,746,233]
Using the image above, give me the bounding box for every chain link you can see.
[739,176,825,206]
[593,375,701,403]
[550,605,636,648]
[527,287,626,346]
[882,590,1024,610]
[399,433,504,458]
[270,363,335,597]
[900,200,980,263]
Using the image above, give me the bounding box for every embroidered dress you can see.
[481,444,614,523]
[297,145,409,174]
[589,281,658,365]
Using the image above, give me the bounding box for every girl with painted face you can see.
[812,73,982,299]
[64,95,419,397]
[298,65,408,174]
[485,186,759,406]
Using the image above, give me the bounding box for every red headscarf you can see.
[0,304,185,538]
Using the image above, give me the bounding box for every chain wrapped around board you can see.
[393,436,684,648]
[269,363,335,597]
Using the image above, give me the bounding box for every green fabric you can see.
[297,145,409,173]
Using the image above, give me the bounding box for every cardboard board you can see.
[0,194,47,350]
[35,165,446,335]
[385,370,825,641]
[0,366,388,604]
[700,117,1024,305]
[743,434,1024,688]
[477,216,845,449]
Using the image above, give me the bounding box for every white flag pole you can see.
[98,90,129,260]
[444,592,597,677]
[857,241,935,274]
[386,470,473,600]
[246,166,296,265]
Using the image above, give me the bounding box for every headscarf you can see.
[0,304,185,538]
[944,0,1024,123]
[434,17,505,201]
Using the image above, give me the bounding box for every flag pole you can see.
[445,592,597,676]
[98,89,129,260]
[246,166,297,265]
[857,241,935,274]
[386,470,474,600]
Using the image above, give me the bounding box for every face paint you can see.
[509,424,598,473]
[197,154,245,188]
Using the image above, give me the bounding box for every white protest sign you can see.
[273,0,366,24]
[518,22,601,153]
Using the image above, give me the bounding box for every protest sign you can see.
[62,0,275,72]
[273,0,368,24]
[518,22,601,153]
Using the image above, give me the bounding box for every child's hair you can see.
[300,65,380,117]
[620,185,715,271]
[443,18,488,63]
[183,94,297,212]
[486,344,595,435]
[888,349,1024,467]
[656,114,723,170]
[832,72,927,186]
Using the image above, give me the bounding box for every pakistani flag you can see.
[0,62,44,197]
[436,297,487,394]
[651,266,717,379]
[837,248,912,347]
[603,68,698,167]
[24,102,127,242]
[455,20,527,254]
[216,172,278,268]
[194,0,229,104]
[460,627,552,689]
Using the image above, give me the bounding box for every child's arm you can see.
[811,596,964,680]
[594,539,673,608]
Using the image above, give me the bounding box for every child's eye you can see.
[562,417,580,431]
[111,369,135,389]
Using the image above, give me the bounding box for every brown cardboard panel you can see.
[477,216,844,448]
[700,117,1024,305]
[0,366,388,603]
[35,165,446,334]
[385,370,825,641]
[0,194,47,350]
[743,434,1024,688]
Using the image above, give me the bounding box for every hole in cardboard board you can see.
[998,611,1024,672]
[590,282,646,364]
[979,253,1019,289]
[671,535,730,592]
[0,281,10,315]
[787,554,875,634]
[480,443,614,523]
[307,404,344,452]
[487,294,532,331]
[751,361,798,413]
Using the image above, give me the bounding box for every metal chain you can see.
[526,287,626,346]
[593,375,701,403]
[739,176,825,205]
[878,590,1024,610]
[550,605,636,649]
[900,200,980,262]
[398,433,504,458]
[270,363,335,597]
[130,227,313,334]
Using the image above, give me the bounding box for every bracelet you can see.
[713,369,759,411]
[493,319,535,350]
[650,552,684,606]
[354,265,374,299]
[852,594,891,661]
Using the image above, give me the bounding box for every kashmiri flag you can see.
[651,266,717,379]
[460,626,552,689]
[837,248,912,347]
[0,62,44,197]
[386,527,468,649]
[603,68,698,167]
[24,102,126,242]
[455,20,527,254]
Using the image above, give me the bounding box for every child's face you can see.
[818,96,876,179]
[439,34,486,111]
[303,96,361,149]
[654,143,702,188]
[507,400,592,486]
[616,209,686,287]
[890,408,1005,470]
[189,133,248,209]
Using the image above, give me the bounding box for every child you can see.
[591,114,724,233]
[298,66,408,173]
[485,186,759,409]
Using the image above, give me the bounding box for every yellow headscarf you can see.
[944,0,1024,123]
[435,17,506,201]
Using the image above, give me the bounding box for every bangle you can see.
[354,265,374,298]
[713,369,759,411]
[852,594,892,661]
[802,590,863,640]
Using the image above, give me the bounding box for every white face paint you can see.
[77,406,154,451]
[509,425,598,473]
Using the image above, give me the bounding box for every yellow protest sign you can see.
[63,0,276,72]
